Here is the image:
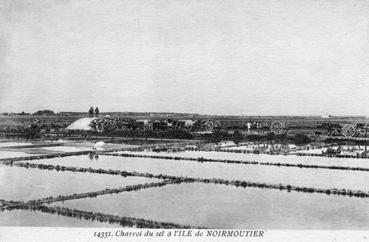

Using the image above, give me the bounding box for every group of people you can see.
[89,107,99,118]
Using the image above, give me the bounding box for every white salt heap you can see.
[66,118,96,130]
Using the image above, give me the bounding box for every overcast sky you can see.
[0,0,368,115]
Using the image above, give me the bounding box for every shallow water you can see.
[28,154,369,191]
[221,144,327,154]
[41,146,92,152]
[51,183,369,229]
[0,209,117,227]
[0,165,158,201]
[0,142,32,147]
[295,148,327,154]
[0,151,40,159]
[118,150,369,169]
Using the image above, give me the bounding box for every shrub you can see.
[293,133,312,145]
[232,130,244,144]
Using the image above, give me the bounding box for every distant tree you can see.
[266,132,275,141]
[24,123,41,139]
[207,130,229,144]
[293,133,312,145]
[232,130,244,144]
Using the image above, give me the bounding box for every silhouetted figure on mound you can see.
[89,107,94,118]
[95,107,99,117]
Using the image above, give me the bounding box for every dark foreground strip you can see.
[0,151,92,164]
[7,162,369,198]
[2,180,182,210]
[0,147,145,165]
[103,153,369,172]
[190,177,369,198]
[11,162,181,180]
[0,179,199,228]
[2,205,198,228]
[2,143,65,149]
[0,145,184,164]
[194,147,369,159]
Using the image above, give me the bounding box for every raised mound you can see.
[66,118,96,130]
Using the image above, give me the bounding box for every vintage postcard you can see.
[0,0,368,241]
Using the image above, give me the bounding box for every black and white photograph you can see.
[0,0,368,241]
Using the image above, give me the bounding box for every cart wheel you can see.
[342,124,356,137]
[204,120,214,132]
[270,121,284,134]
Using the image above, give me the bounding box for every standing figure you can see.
[247,122,251,133]
[95,107,99,117]
[89,107,94,118]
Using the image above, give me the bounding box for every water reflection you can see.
[35,154,369,191]
[0,210,116,227]
[198,141,369,158]
[51,183,369,229]
[0,166,155,201]
[88,152,99,161]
